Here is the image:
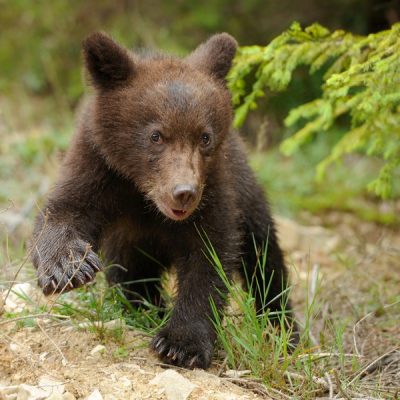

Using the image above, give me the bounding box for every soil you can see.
[1,213,399,399]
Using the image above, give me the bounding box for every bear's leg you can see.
[151,250,230,369]
[241,224,300,346]
[103,239,167,308]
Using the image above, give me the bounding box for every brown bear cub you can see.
[31,32,298,369]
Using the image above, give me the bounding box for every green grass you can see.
[197,229,399,398]
[50,272,170,339]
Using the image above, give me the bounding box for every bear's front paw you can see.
[34,238,102,295]
[151,321,214,369]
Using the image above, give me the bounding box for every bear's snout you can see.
[172,184,197,208]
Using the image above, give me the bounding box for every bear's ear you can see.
[82,32,135,89]
[186,33,238,81]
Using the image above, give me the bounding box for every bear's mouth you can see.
[165,206,191,221]
[172,209,187,218]
[156,201,193,221]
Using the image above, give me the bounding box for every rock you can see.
[77,320,125,331]
[121,363,147,375]
[62,393,76,400]
[211,394,250,400]
[17,384,47,400]
[9,342,32,358]
[46,393,64,400]
[0,383,19,400]
[150,369,196,400]
[2,283,33,313]
[85,389,103,400]
[275,216,340,253]
[117,377,131,389]
[37,375,65,396]
[224,370,252,378]
[90,345,106,356]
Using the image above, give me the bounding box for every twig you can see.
[217,355,229,377]
[296,352,362,360]
[353,300,400,357]
[284,371,330,389]
[0,312,70,326]
[309,263,319,302]
[333,369,351,400]
[324,372,334,398]
[348,347,399,386]
[224,377,291,399]
[37,320,68,365]
[1,214,49,315]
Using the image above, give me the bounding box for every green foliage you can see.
[199,230,381,398]
[229,22,400,198]
[52,272,169,340]
[200,230,303,389]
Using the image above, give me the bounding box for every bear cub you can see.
[31,32,298,369]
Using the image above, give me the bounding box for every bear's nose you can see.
[173,184,197,208]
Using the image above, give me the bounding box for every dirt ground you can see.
[1,213,399,399]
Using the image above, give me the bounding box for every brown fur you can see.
[31,32,298,369]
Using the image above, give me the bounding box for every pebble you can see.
[17,384,47,400]
[2,283,33,313]
[77,320,125,331]
[37,375,65,396]
[90,345,106,356]
[62,393,76,400]
[85,389,103,400]
[150,369,196,400]
[224,370,252,378]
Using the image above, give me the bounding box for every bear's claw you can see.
[36,238,102,296]
[151,324,213,369]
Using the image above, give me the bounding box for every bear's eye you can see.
[151,130,163,144]
[201,133,211,146]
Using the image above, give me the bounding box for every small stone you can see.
[117,376,131,389]
[104,395,117,400]
[150,369,196,400]
[3,283,33,313]
[0,383,19,399]
[77,319,124,331]
[62,393,76,400]
[224,369,251,378]
[9,342,31,357]
[103,319,125,329]
[121,363,147,374]
[77,322,91,330]
[9,343,20,353]
[38,375,65,396]
[212,394,249,400]
[85,389,103,400]
[17,384,47,400]
[46,393,64,400]
[90,345,106,356]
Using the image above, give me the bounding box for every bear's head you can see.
[82,32,237,221]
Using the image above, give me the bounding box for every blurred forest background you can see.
[2,0,398,126]
[1,0,399,221]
